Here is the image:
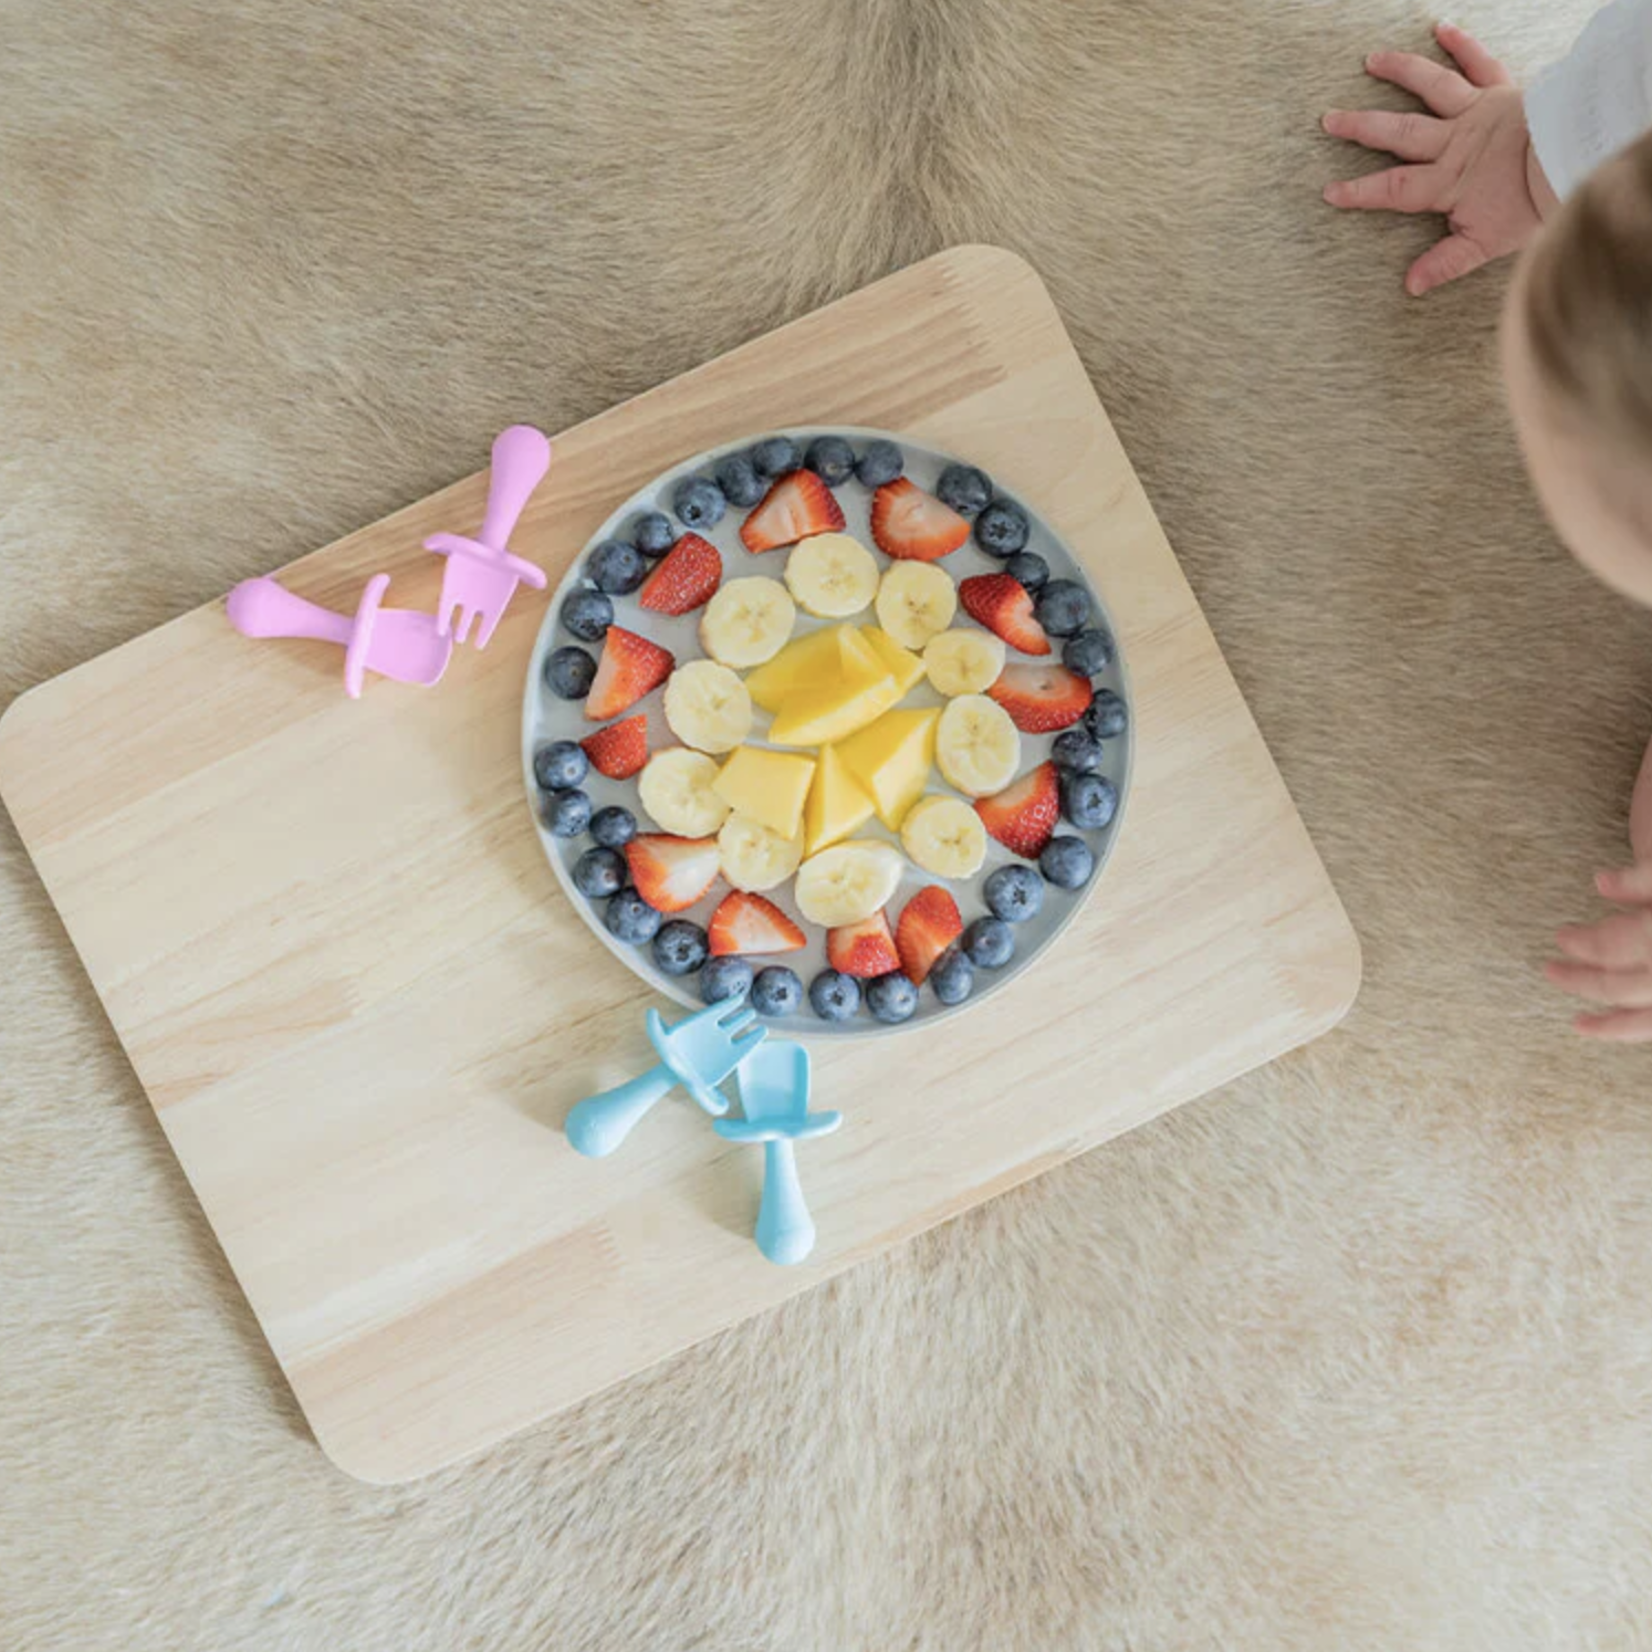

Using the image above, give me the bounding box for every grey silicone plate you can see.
[522,427,1132,1037]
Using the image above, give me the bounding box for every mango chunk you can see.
[803,743,877,855]
[713,746,817,840]
[836,707,940,831]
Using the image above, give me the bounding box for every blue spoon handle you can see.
[565,1065,675,1158]
[755,1140,815,1265]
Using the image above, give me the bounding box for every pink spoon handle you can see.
[226,577,353,646]
[478,425,551,551]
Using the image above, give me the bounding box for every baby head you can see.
[1505,132,1652,607]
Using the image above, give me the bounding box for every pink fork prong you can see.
[422,426,552,650]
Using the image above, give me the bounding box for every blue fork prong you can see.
[718,1008,759,1041]
[714,999,756,1030]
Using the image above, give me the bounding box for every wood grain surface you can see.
[0,246,1359,1482]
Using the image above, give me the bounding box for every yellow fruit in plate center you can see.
[743,625,847,714]
[767,628,901,747]
[858,626,926,697]
[713,746,817,840]
[803,743,877,855]
[835,706,940,831]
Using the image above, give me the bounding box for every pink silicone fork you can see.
[424,424,552,648]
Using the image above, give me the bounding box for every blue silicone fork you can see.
[565,994,766,1158]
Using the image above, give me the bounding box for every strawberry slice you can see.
[739,470,845,553]
[975,762,1060,859]
[869,479,970,561]
[707,891,807,956]
[988,661,1094,732]
[826,911,900,978]
[580,713,648,779]
[960,573,1050,656]
[584,626,674,721]
[624,834,720,914]
[638,532,722,615]
[895,886,963,985]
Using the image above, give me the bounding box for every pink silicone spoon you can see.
[226,574,453,698]
[424,424,551,648]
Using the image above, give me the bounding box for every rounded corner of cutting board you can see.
[0,680,48,810]
[303,1406,419,1486]
[1309,901,1365,1038]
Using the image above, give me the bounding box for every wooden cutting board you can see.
[0,246,1359,1483]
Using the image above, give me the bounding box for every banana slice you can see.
[784,533,880,620]
[900,794,988,879]
[638,747,731,837]
[663,660,752,754]
[875,562,957,651]
[924,628,1007,697]
[935,694,1020,797]
[793,839,906,927]
[718,813,805,892]
[699,577,796,669]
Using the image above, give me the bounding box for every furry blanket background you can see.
[5,1,1652,1646]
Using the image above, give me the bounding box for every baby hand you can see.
[1322,22,1557,296]
[1547,862,1652,1041]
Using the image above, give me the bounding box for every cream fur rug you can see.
[5,1,1652,1647]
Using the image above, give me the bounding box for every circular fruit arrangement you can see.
[522,429,1131,1034]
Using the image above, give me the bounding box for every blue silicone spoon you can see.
[714,1040,842,1265]
[565,994,766,1158]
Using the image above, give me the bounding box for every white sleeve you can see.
[1526,0,1652,198]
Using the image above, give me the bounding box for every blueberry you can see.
[606,888,662,945]
[750,966,804,1017]
[854,439,904,487]
[1034,579,1090,638]
[809,970,862,1022]
[587,538,648,595]
[715,451,768,508]
[544,645,596,700]
[573,846,627,900]
[542,788,592,838]
[929,947,975,1006]
[984,864,1045,923]
[560,588,613,643]
[1086,689,1129,740]
[1040,834,1096,890]
[632,511,677,557]
[804,435,856,486]
[533,739,588,792]
[699,954,754,1005]
[936,463,993,520]
[974,499,1030,557]
[1005,551,1049,592]
[1051,729,1104,774]
[1062,627,1115,677]
[1061,773,1119,831]
[589,804,637,850]
[750,436,801,478]
[865,971,919,1024]
[652,919,710,977]
[962,916,1015,969]
[673,475,726,530]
